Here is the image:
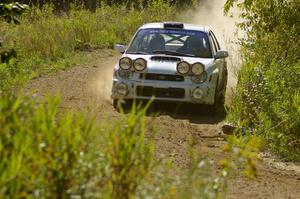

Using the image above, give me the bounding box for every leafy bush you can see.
[225,0,300,160]
[0,2,29,24]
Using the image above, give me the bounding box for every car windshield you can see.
[127,28,212,58]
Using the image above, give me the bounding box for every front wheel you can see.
[213,92,225,110]
[113,99,118,109]
[210,78,226,116]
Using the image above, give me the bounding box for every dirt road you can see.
[26,51,300,199]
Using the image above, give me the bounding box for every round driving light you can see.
[133,58,147,71]
[192,88,204,99]
[118,69,132,79]
[191,63,205,75]
[191,72,207,84]
[119,57,132,70]
[115,83,128,96]
[177,61,190,75]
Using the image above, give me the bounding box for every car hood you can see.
[120,54,214,75]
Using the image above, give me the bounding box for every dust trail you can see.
[90,54,119,103]
[180,0,242,101]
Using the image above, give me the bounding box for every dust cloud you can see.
[90,55,119,103]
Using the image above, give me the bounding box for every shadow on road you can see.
[122,100,226,125]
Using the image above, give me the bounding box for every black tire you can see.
[113,99,118,109]
[211,78,226,116]
[213,92,225,110]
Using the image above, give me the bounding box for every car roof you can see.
[139,22,210,33]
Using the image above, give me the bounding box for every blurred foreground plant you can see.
[0,94,101,198]
[0,94,260,198]
[103,102,154,198]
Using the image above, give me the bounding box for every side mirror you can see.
[115,44,126,54]
[214,50,229,59]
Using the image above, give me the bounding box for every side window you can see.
[210,31,220,51]
[209,34,217,54]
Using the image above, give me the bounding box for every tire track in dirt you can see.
[25,51,300,199]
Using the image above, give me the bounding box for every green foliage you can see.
[225,0,300,160]
[0,94,100,198]
[0,2,28,65]
[103,102,154,198]
[0,1,177,90]
[0,2,29,24]
[0,94,260,198]
[221,135,261,179]
[0,94,156,198]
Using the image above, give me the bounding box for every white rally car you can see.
[111,22,228,110]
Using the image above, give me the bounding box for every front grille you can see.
[136,86,185,99]
[140,73,184,82]
[150,56,181,62]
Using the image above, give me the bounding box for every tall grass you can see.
[0,94,259,198]
[0,95,99,197]
[0,0,177,90]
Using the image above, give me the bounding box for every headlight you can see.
[192,88,204,99]
[119,57,132,70]
[191,63,205,75]
[133,58,147,71]
[118,69,133,79]
[191,72,207,84]
[177,61,190,75]
[115,83,128,96]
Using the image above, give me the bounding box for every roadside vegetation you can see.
[0,94,260,198]
[225,0,300,160]
[0,0,177,90]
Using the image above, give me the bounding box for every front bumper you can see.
[111,75,218,105]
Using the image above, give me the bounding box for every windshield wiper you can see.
[152,50,195,57]
[126,51,147,55]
